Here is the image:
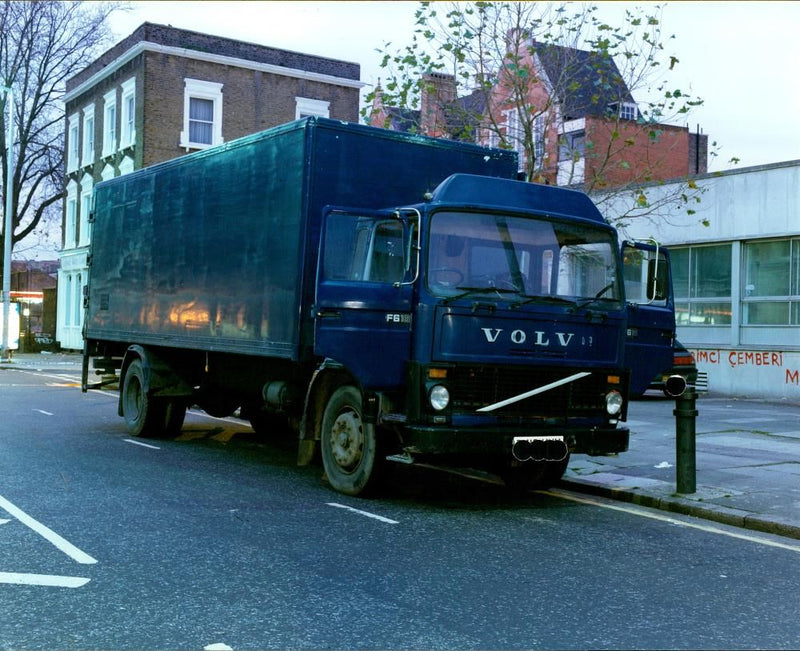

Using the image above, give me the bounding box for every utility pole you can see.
[1,85,14,361]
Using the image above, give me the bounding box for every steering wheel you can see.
[429,267,464,287]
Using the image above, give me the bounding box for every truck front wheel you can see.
[320,385,380,496]
[122,359,168,438]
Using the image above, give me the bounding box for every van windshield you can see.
[426,211,622,308]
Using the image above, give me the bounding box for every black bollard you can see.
[674,388,698,494]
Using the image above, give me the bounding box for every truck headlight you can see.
[605,390,623,416]
[429,384,450,411]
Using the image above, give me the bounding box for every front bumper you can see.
[395,423,629,457]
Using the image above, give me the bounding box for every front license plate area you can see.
[511,435,568,462]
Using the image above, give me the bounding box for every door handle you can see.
[316,309,342,319]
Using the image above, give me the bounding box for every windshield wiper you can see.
[443,286,520,303]
[511,294,578,309]
[575,283,617,309]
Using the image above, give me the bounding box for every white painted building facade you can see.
[603,160,800,401]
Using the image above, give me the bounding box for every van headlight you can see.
[429,384,450,411]
[605,390,623,416]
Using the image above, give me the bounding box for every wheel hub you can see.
[330,409,363,472]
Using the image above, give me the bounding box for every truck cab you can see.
[313,174,630,494]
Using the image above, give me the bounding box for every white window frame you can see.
[64,181,78,249]
[81,104,95,168]
[120,77,136,149]
[180,78,224,150]
[295,96,330,119]
[102,89,117,157]
[502,108,526,173]
[67,113,80,173]
[79,174,93,247]
[619,102,638,121]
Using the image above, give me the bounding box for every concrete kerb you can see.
[560,477,800,541]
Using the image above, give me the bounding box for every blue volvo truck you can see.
[83,117,639,495]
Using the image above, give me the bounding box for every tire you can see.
[121,359,167,438]
[320,385,381,496]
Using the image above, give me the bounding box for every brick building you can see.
[58,23,362,350]
[370,41,706,188]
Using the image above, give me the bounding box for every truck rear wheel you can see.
[320,385,380,496]
[122,359,168,438]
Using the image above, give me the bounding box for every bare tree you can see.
[0,0,120,268]
[366,2,733,223]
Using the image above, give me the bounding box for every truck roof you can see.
[428,174,608,225]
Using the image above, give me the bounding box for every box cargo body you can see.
[86,118,517,358]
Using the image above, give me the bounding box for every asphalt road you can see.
[1,366,799,650]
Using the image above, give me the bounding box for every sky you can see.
[104,1,800,173]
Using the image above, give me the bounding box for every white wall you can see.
[599,160,800,401]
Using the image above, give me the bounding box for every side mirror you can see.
[646,258,669,302]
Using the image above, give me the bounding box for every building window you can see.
[74,273,83,328]
[533,115,545,165]
[609,102,639,121]
[79,175,93,247]
[484,127,499,149]
[64,182,78,249]
[120,77,136,149]
[180,79,223,149]
[670,244,732,325]
[295,96,330,119]
[743,238,800,325]
[102,89,117,157]
[559,130,585,161]
[81,104,95,168]
[67,114,80,173]
[502,108,526,173]
[64,274,73,327]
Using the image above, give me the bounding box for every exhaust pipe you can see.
[665,374,688,398]
[512,436,569,463]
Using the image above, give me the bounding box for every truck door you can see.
[622,241,676,396]
[314,208,416,388]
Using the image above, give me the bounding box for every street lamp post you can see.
[1,85,14,361]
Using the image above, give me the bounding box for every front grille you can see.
[449,365,608,418]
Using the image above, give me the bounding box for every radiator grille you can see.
[449,365,608,418]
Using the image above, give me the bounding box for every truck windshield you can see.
[427,211,621,308]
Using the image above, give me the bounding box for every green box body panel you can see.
[85,118,518,360]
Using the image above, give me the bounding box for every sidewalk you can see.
[0,351,83,371]
[564,391,800,540]
[4,352,800,539]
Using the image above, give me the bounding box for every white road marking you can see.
[0,495,98,564]
[20,370,81,383]
[124,439,161,450]
[0,572,90,588]
[0,519,10,525]
[33,409,54,416]
[546,488,800,553]
[327,502,399,524]
[88,389,119,399]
